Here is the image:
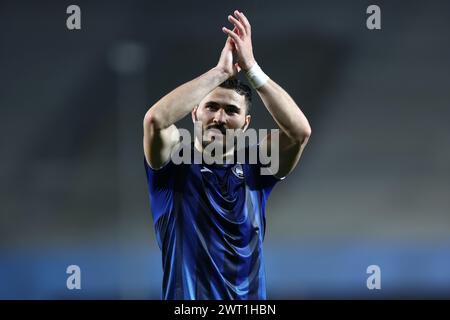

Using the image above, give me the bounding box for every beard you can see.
[193,120,246,160]
[201,123,239,157]
[202,123,225,145]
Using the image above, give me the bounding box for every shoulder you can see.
[241,143,283,189]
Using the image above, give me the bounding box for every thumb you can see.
[226,36,234,48]
[234,63,241,73]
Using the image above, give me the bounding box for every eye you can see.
[206,104,219,111]
[225,106,240,115]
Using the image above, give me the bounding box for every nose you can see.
[213,109,227,125]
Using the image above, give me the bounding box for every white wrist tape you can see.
[245,62,269,89]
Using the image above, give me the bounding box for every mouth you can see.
[207,126,226,135]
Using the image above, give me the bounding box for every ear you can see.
[242,114,251,131]
[191,105,198,124]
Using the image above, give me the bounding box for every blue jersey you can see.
[144,144,281,300]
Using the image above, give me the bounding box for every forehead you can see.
[200,87,246,108]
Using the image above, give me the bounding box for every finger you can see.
[223,38,231,51]
[228,15,246,37]
[232,26,239,37]
[222,27,241,44]
[226,36,238,52]
[228,35,237,49]
[234,10,251,34]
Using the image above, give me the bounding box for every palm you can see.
[217,29,241,77]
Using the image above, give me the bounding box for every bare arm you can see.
[143,37,239,169]
[256,80,312,178]
[223,10,312,178]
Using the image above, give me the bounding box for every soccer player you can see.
[143,10,311,299]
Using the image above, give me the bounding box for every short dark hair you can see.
[219,78,252,114]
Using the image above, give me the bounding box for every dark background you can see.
[1,0,449,299]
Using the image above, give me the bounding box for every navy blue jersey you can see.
[144,144,281,300]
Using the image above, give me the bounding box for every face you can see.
[192,87,251,151]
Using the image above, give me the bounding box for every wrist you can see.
[245,62,269,89]
[212,66,232,81]
[242,59,256,72]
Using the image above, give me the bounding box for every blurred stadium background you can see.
[1,0,450,299]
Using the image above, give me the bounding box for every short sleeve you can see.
[144,157,175,224]
[243,144,283,197]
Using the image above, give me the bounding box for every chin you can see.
[202,133,226,148]
[206,131,224,141]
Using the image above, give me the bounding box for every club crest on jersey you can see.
[232,164,244,179]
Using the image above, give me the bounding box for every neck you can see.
[194,138,236,164]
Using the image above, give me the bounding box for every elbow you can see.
[292,124,312,145]
[143,109,163,130]
[303,124,312,140]
[302,118,312,139]
[299,131,311,146]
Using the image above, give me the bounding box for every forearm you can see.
[145,67,229,129]
[221,10,311,142]
[256,78,312,143]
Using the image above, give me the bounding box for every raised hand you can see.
[222,10,256,71]
[216,28,241,78]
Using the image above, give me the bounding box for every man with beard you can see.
[143,10,311,299]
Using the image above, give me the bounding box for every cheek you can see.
[230,116,246,128]
[196,111,211,124]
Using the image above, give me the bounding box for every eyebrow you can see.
[206,101,241,112]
